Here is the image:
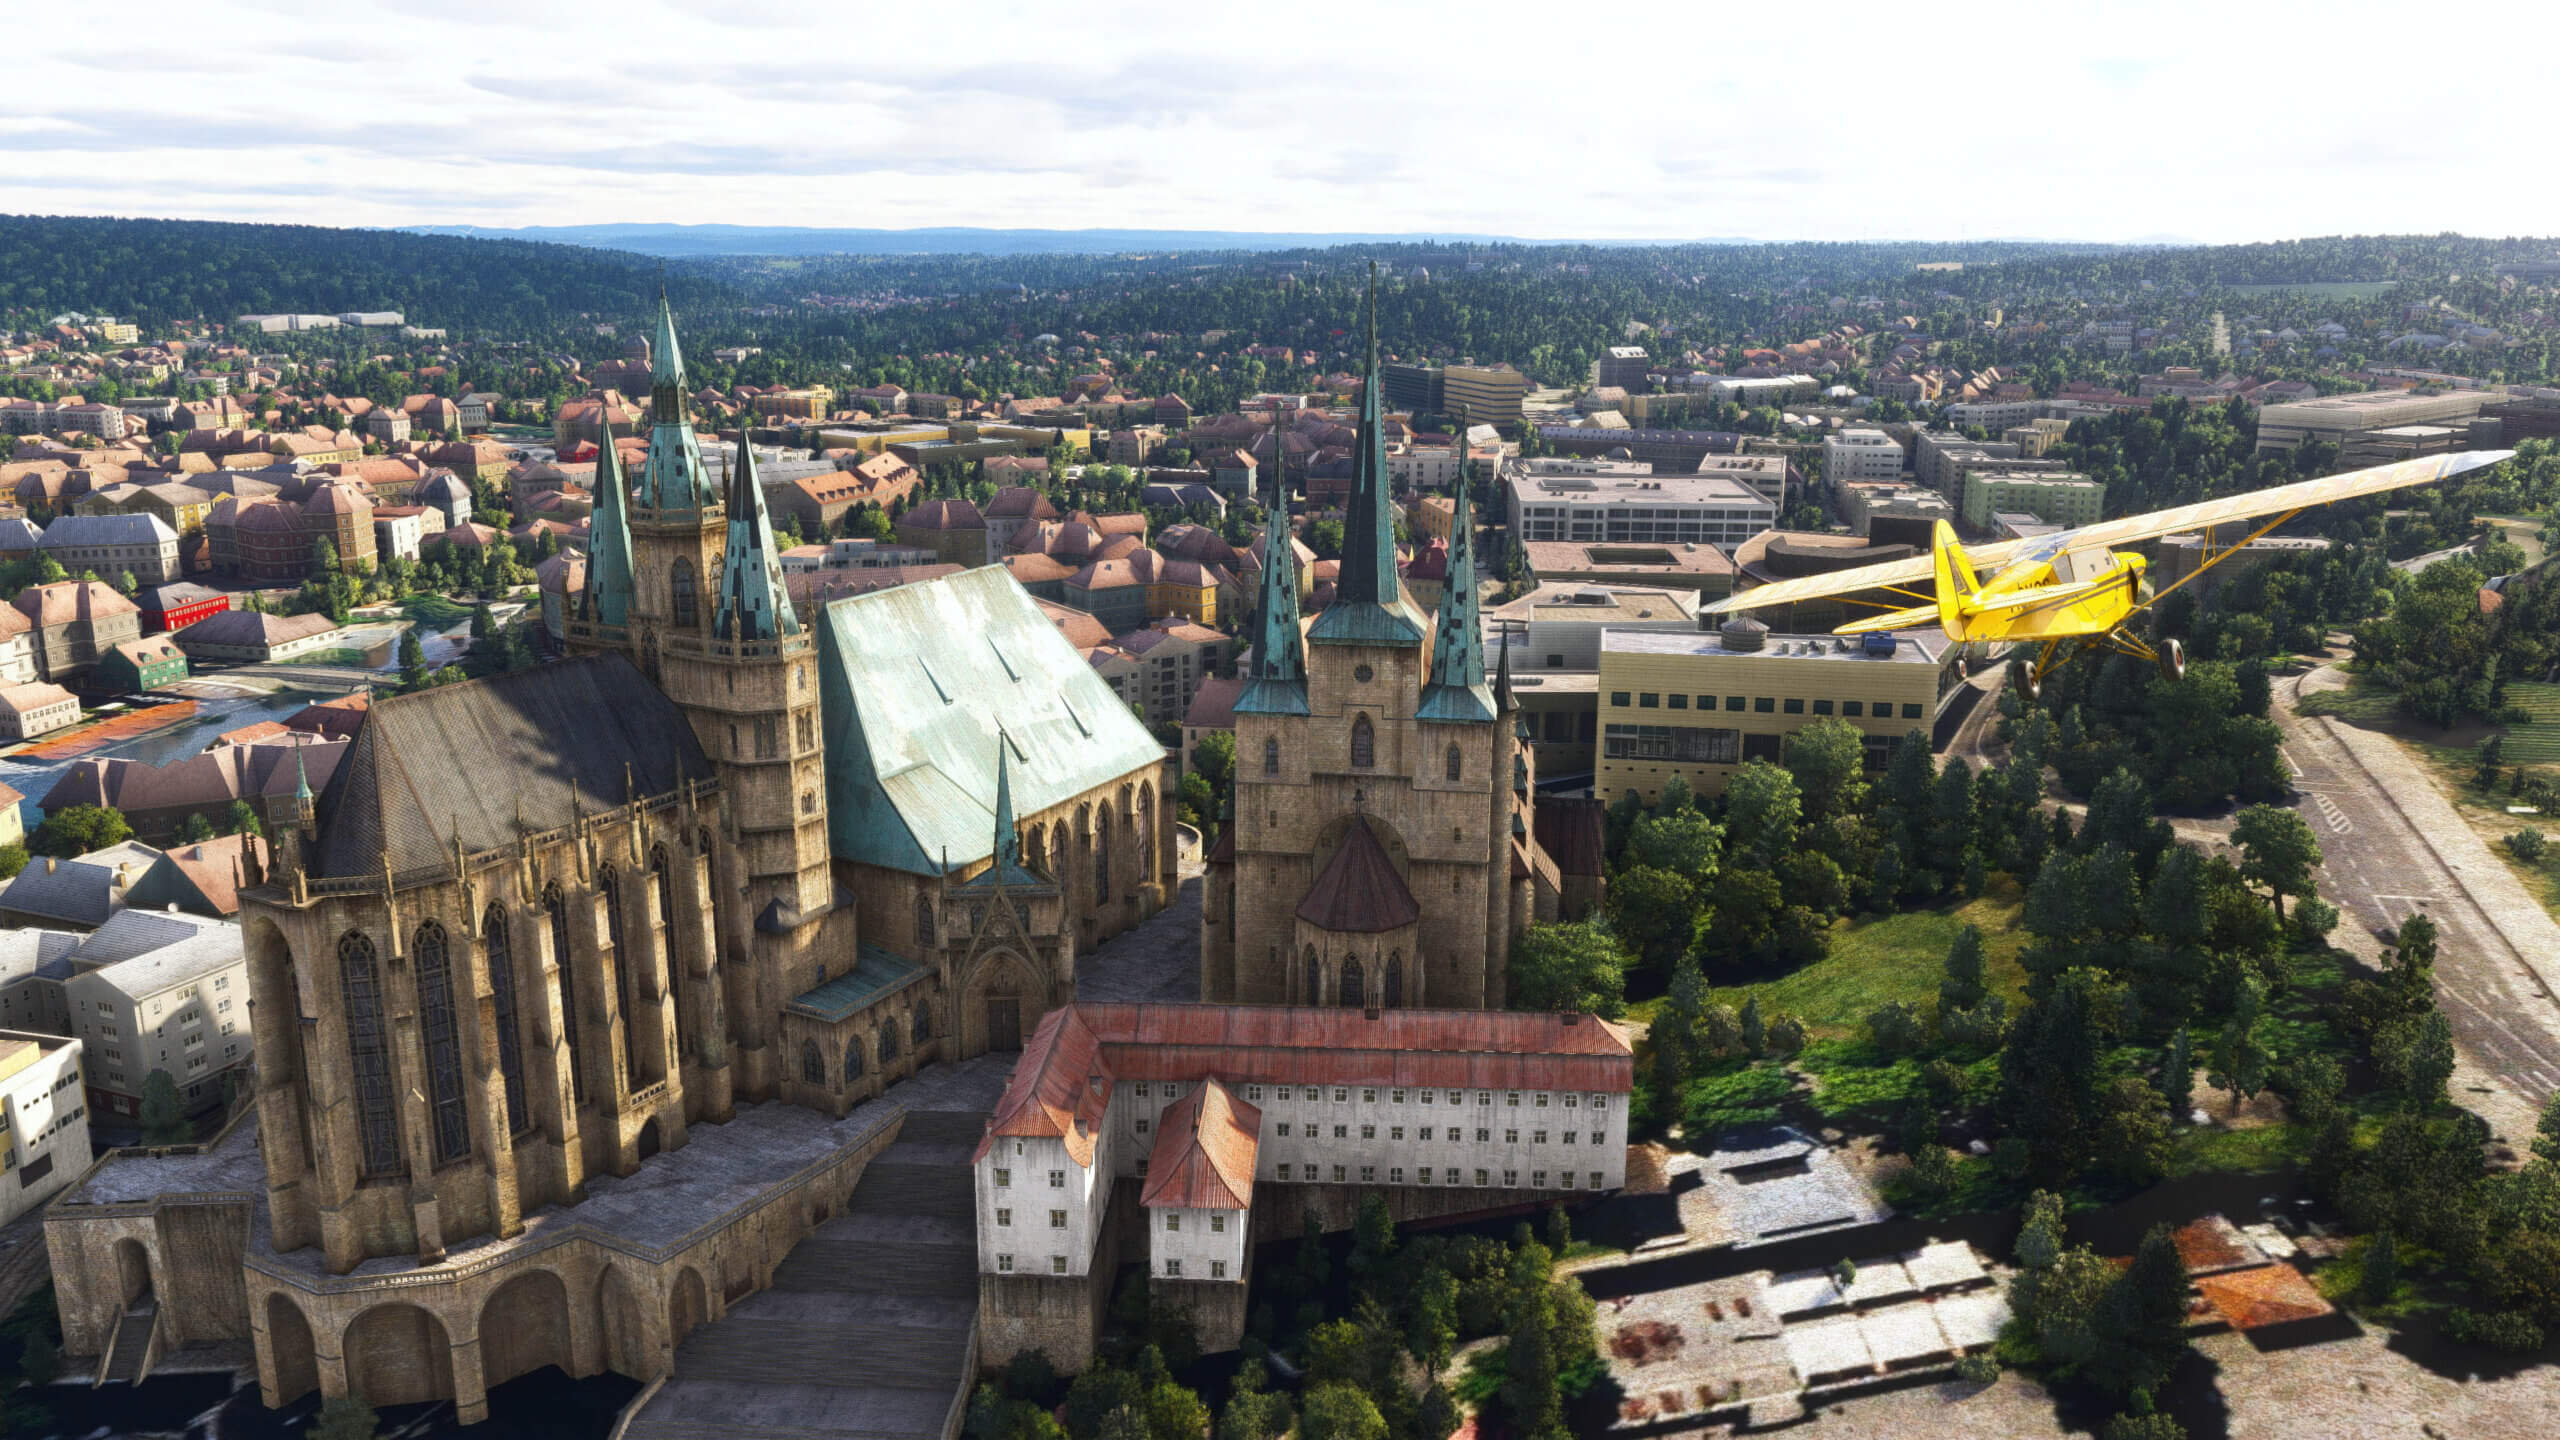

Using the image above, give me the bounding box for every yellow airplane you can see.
[1707,449,2514,697]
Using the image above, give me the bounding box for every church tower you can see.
[572,299,842,1102]
[1209,266,1538,1010]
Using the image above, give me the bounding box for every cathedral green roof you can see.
[786,942,927,1023]
[818,566,1168,878]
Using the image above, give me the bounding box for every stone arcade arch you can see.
[595,1264,650,1379]
[669,1267,709,1348]
[477,1268,573,1390]
[264,1292,319,1406]
[115,1237,152,1306]
[345,1301,454,1407]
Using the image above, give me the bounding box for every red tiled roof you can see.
[1082,1003,1633,1092]
[2194,1264,2332,1331]
[1139,1079,1259,1212]
[1184,675,1243,730]
[977,1006,1111,1164]
[1296,817,1420,934]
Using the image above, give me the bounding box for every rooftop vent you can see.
[1862,632,1898,658]
[1719,616,1768,652]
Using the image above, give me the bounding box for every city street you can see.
[2275,666,2560,1136]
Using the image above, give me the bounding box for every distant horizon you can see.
[9,0,2557,242]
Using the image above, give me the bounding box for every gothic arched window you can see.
[1137,785,1156,882]
[878,1023,900,1062]
[1263,738,1280,775]
[801,1040,825,1086]
[544,882,588,1104]
[1384,953,1404,1009]
[912,1008,931,1045]
[415,920,471,1165]
[652,846,688,1062]
[483,904,530,1135]
[1446,743,1463,782]
[671,558,699,629]
[917,894,936,947]
[1339,957,1365,1009]
[845,1037,866,1082]
[1351,714,1375,769]
[1094,807,1112,898]
[602,866,648,1086]
[1304,949,1322,1007]
[339,931,403,1179]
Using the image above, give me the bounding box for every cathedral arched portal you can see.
[962,949,1042,1055]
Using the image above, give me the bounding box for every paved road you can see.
[2274,667,2560,1123]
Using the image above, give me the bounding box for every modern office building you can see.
[1957,470,2106,529]
[1593,621,1960,802]
[2253,389,2493,456]
[1508,468,1775,550]
[1823,429,1905,482]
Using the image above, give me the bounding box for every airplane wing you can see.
[1708,449,2511,616]
[2019,448,2513,555]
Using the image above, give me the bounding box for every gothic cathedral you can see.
[1203,268,1557,1009]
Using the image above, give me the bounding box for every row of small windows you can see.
[798,1010,931,1087]
[993,1255,1075,1274]
[1265,1122,1608,1145]
[1236,1086,1606,1109]
[1611,691,1924,720]
[1267,1163,1605,1188]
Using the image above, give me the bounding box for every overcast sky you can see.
[8,0,2554,244]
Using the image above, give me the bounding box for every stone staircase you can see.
[99,1298,156,1385]
[622,1106,990,1440]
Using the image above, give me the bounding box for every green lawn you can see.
[398,594,477,626]
[1702,881,2029,1039]
[292,648,375,668]
[2495,682,2560,765]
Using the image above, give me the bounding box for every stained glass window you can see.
[483,904,530,1134]
[340,931,402,1178]
[544,884,587,1104]
[415,920,471,1165]
[1339,957,1365,1009]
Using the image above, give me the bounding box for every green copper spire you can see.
[294,745,313,804]
[651,291,687,396]
[713,430,798,640]
[1416,417,1494,723]
[991,736,1020,868]
[1235,435,1310,716]
[1307,260,1425,648]
[582,423,635,626]
[957,733,1045,889]
[635,301,716,511]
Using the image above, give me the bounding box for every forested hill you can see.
[0,214,738,335]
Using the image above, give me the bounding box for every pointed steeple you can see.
[651,291,687,397]
[1308,261,1425,648]
[714,430,799,641]
[1417,414,1493,723]
[582,421,635,626]
[991,735,1021,869]
[635,299,715,511]
[1235,435,1309,716]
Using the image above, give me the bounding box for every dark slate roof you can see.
[0,858,117,926]
[310,651,714,878]
[1295,817,1420,934]
[1533,797,1608,879]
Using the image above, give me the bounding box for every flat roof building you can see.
[2254,389,2492,455]
[1508,468,1775,551]
[1958,470,2106,530]
[1594,624,1960,802]
[1519,540,1737,599]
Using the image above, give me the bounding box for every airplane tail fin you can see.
[1932,520,1981,640]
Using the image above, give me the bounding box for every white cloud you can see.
[5,0,2557,242]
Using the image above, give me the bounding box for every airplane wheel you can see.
[2155,637,2186,682]
[2010,658,2041,702]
